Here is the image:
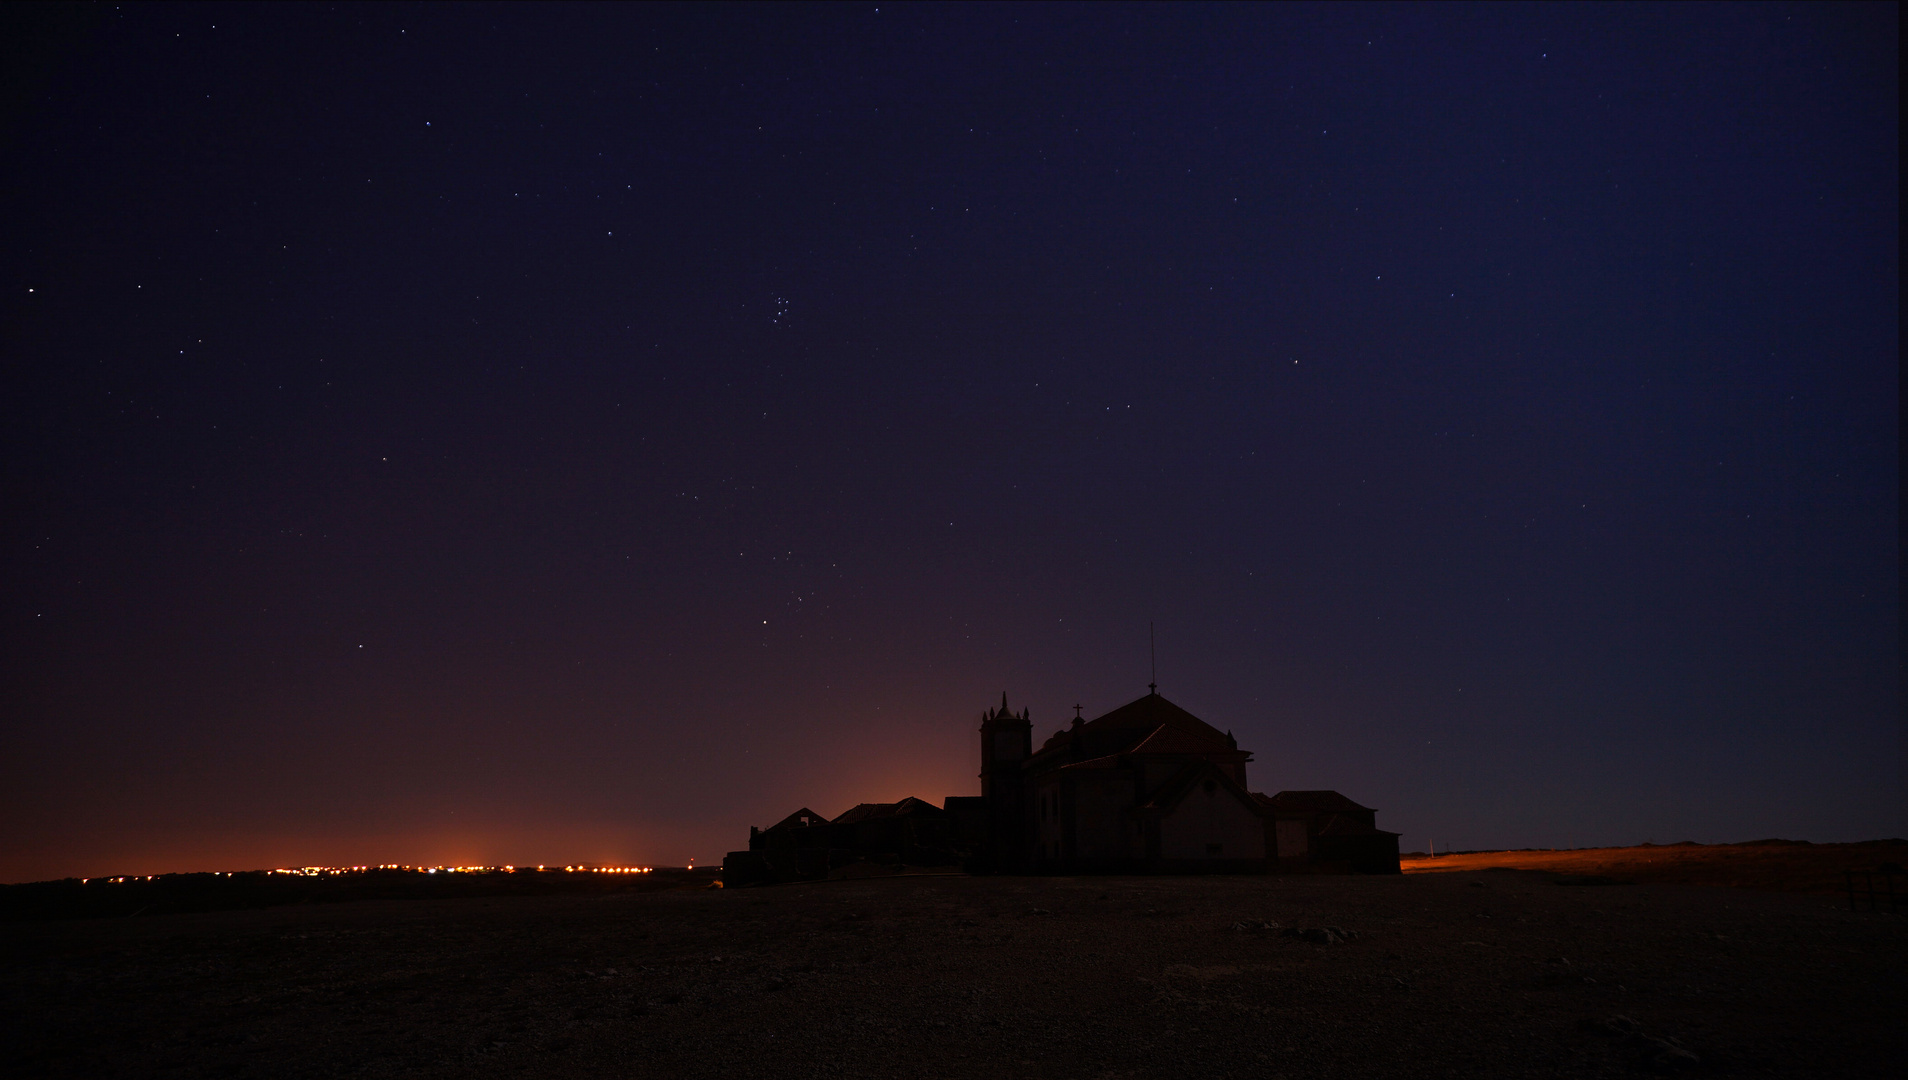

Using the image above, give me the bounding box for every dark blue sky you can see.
[2,2,1897,881]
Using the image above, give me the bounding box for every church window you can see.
[1203,779,1218,795]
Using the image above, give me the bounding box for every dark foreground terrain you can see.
[3,870,1900,1079]
[1402,840,1908,897]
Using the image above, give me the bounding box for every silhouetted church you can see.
[724,690,1399,884]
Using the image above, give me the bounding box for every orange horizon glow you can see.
[71,864,664,884]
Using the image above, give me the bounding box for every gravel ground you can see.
[3,870,1900,1078]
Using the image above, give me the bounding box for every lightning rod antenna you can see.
[1149,621,1157,695]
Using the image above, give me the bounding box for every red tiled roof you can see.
[1263,790,1374,814]
[1128,723,1233,755]
[831,803,893,824]
[762,807,829,832]
[830,796,943,824]
[1036,692,1241,757]
[1087,692,1231,738]
[1058,754,1123,771]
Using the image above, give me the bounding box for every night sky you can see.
[2,3,1897,883]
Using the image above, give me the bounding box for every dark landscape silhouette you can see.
[727,690,1401,884]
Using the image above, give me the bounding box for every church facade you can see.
[724,690,1399,885]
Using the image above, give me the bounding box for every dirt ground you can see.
[3,866,1901,1079]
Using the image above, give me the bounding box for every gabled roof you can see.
[1139,760,1269,817]
[762,807,829,833]
[831,796,944,824]
[891,795,942,816]
[1262,790,1374,814]
[1035,692,1241,759]
[1128,723,1234,756]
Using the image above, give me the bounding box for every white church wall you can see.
[1276,819,1309,859]
[1159,781,1265,860]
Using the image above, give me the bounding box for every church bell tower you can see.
[979,693,1032,871]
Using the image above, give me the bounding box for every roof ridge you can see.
[1129,722,1233,754]
[1140,760,1266,814]
[1078,693,1232,743]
